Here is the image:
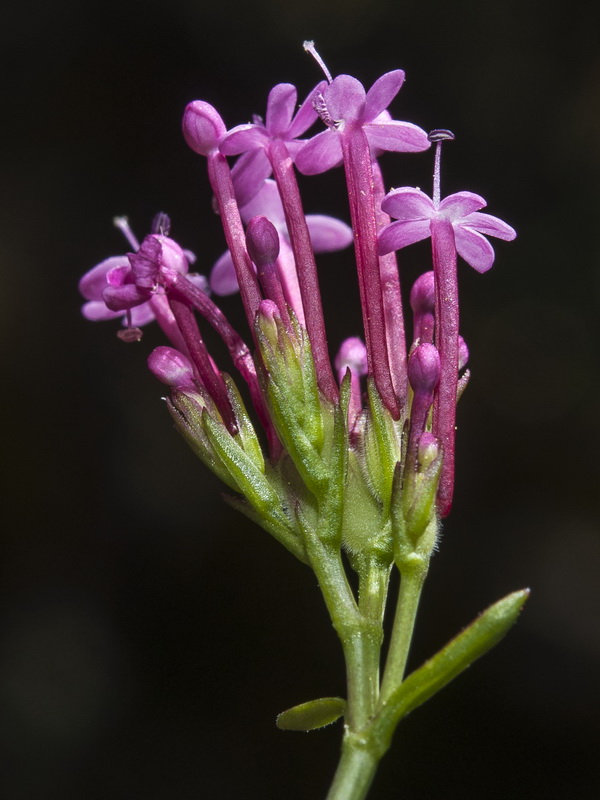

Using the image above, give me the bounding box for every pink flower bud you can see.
[182,101,227,156]
[408,343,440,395]
[410,271,435,316]
[257,299,281,322]
[246,216,280,267]
[334,337,368,378]
[458,335,469,371]
[417,432,439,470]
[148,346,195,388]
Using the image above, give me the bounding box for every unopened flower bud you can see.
[334,337,368,379]
[334,336,368,424]
[410,271,435,344]
[182,101,227,156]
[458,335,469,371]
[408,343,440,395]
[257,299,280,322]
[246,216,280,267]
[417,432,439,471]
[148,346,195,388]
[410,271,435,316]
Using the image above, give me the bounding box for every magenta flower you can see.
[79,255,156,327]
[378,131,516,515]
[220,82,326,206]
[378,187,516,272]
[79,217,205,331]
[295,71,430,175]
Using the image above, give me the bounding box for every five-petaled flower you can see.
[295,71,430,175]
[378,187,516,272]
[220,82,326,206]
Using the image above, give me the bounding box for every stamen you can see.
[113,216,140,251]
[151,212,171,236]
[427,129,455,207]
[117,326,143,343]
[303,40,333,84]
[313,92,337,128]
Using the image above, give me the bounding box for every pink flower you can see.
[378,188,516,273]
[295,72,430,175]
[219,82,326,206]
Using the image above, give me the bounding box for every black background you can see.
[2,1,599,797]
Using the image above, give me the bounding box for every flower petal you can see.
[365,120,430,153]
[103,283,151,311]
[276,242,304,324]
[439,191,487,219]
[364,70,405,121]
[454,226,495,272]
[231,148,272,207]
[240,180,285,227]
[462,212,516,241]
[220,124,268,155]
[78,256,129,300]
[381,187,435,221]
[306,215,353,252]
[81,300,123,321]
[295,129,343,175]
[265,83,297,135]
[378,218,432,254]
[210,251,239,295]
[324,75,366,125]
[129,302,156,326]
[287,81,326,139]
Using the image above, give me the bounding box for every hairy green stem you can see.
[326,734,379,800]
[380,561,428,703]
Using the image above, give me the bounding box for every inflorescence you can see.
[79,45,515,546]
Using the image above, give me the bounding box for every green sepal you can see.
[316,373,350,546]
[276,697,346,731]
[201,410,287,526]
[370,589,530,753]
[167,390,240,492]
[222,373,264,473]
[267,378,329,494]
[391,458,441,567]
[363,378,401,512]
[255,311,327,495]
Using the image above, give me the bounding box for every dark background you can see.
[2,1,599,797]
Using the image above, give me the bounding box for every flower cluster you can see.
[79,47,515,567]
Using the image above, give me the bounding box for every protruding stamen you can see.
[303,41,333,83]
[113,216,140,251]
[117,327,143,343]
[151,212,171,236]
[427,129,455,207]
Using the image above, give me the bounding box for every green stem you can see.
[356,560,391,711]
[380,560,428,703]
[326,734,379,800]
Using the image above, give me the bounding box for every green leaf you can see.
[276,697,346,731]
[371,589,530,751]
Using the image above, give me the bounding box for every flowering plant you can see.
[79,43,527,799]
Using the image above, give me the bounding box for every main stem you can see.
[325,555,430,800]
